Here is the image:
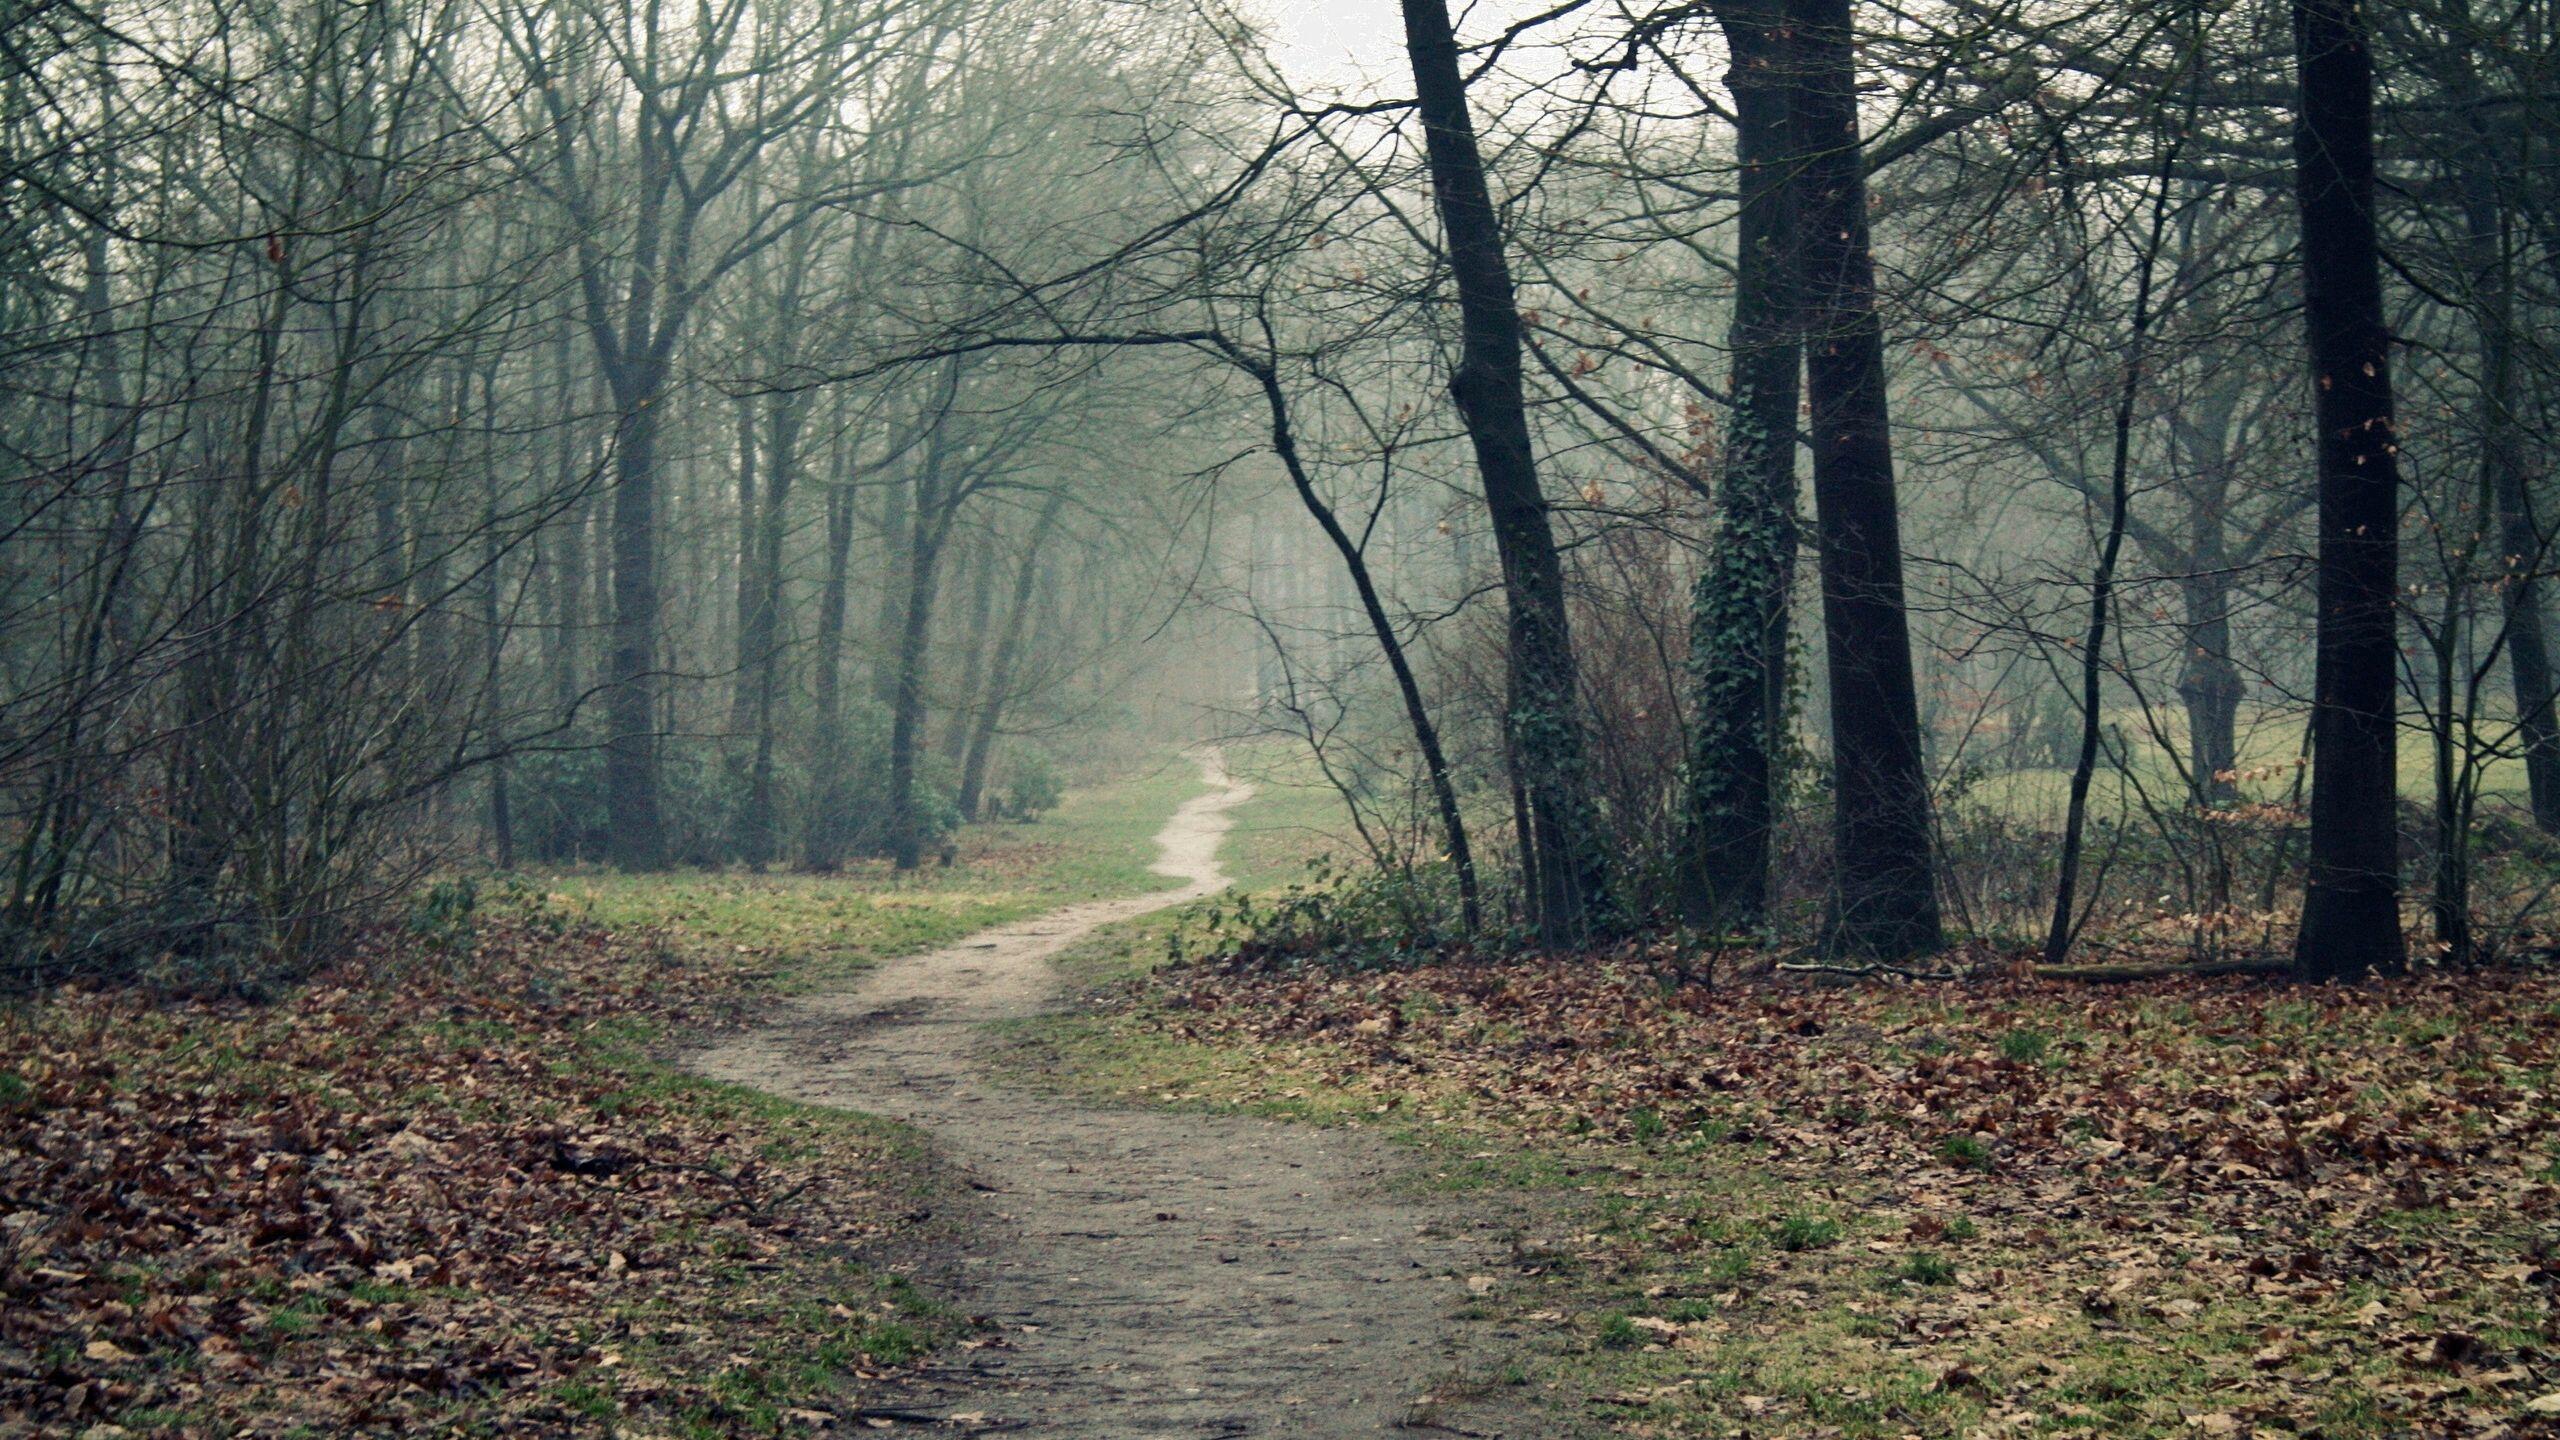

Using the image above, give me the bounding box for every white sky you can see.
[1260,0,1409,95]
[1254,0,1552,99]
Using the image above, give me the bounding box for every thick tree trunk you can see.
[2176,568,2244,803]
[1680,0,1801,931]
[1398,0,1608,945]
[2289,0,2406,981]
[604,379,667,871]
[1788,0,1942,958]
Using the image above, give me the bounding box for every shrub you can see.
[998,747,1064,822]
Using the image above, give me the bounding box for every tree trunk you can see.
[804,462,860,871]
[2289,0,2406,981]
[888,498,950,870]
[873,472,913,707]
[1680,0,1801,931]
[728,395,761,744]
[958,492,1068,822]
[1788,0,1942,958]
[943,535,998,765]
[2451,113,2560,832]
[737,393,799,867]
[1398,0,1608,945]
[604,375,667,871]
[2176,568,2244,805]
[2047,148,2175,969]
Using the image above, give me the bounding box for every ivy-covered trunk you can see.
[1680,0,1801,931]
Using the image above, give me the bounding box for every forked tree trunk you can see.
[1788,0,1942,958]
[603,377,667,871]
[2289,0,2406,981]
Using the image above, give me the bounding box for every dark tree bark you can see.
[481,435,516,872]
[1398,0,1609,945]
[729,394,760,740]
[2047,143,2176,969]
[733,390,800,867]
[602,383,667,871]
[2445,52,2560,833]
[1680,0,1800,931]
[2177,566,2244,805]
[887,427,958,871]
[1787,0,1942,958]
[2289,0,2407,981]
[872,471,913,707]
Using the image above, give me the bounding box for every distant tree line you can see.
[5,0,2555,984]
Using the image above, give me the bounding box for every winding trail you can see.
[693,753,1526,1437]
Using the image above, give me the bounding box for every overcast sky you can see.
[1260,0,1408,95]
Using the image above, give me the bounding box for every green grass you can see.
[1772,1213,1841,1252]
[1219,742,1371,892]
[1960,699,2534,822]
[531,763,1205,989]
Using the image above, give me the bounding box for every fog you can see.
[3,0,2551,983]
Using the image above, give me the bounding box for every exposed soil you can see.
[693,754,1532,1437]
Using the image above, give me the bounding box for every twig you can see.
[1774,960,1969,981]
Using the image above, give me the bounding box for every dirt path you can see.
[693,754,1529,1437]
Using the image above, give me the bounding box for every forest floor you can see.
[20,748,2555,1440]
[1032,938,2560,1439]
[0,758,1294,1437]
[1,894,968,1438]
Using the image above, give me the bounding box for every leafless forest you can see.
[7,0,2560,1434]
[5,0,2557,986]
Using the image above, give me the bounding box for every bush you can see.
[997,746,1064,822]
[1173,854,1487,973]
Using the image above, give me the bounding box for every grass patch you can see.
[535,762,1203,990]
